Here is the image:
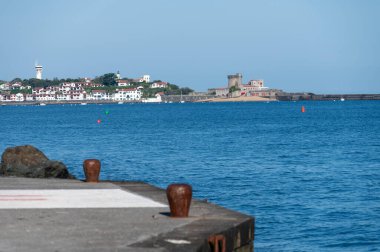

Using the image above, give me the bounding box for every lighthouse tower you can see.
[35,64,43,80]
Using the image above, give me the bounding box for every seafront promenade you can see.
[0,177,254,251]
[1,93,380,106]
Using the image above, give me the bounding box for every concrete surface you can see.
[0,177,254,251]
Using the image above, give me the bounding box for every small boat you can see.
[340,98,345,101]
[80,102,87,105]
[39,103,46,106]
[118,101,124,104]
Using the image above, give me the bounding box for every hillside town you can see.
[0,64,285,104]
[0,65,185,103]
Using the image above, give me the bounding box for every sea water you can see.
[1,101,379,251]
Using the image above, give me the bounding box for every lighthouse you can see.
[35,64,43,80]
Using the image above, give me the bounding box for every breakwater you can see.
[277,93,380,101]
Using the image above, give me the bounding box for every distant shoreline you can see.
[196,96,275,102]
[0,100,139,106]
[2,93,380,106]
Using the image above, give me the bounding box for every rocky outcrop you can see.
[0,145,75,179]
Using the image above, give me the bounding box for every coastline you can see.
[196,96,275,102]
[0,100,140,106]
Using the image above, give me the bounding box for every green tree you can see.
[229,86,240,93]
[180,87,194,95]
[94,73,117,86]
[11,78,22,83]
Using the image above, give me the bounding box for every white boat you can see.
[180,91,185,103]
[80,103,87,105]
[118,101,124,104]
[340,98,345,101]
[39,103,46,106]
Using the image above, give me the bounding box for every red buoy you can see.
[301,106,305,113]
[97,119,101,124]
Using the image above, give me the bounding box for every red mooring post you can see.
[83,159,101,182]
[166,183,192,217]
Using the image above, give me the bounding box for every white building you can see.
[247,80,267,90]
[35,94,56,101]
[0,83,11,90]
[25,94,34,101]
[142,75,150,83]
[150,81,168,89]
[32,87,45,95]
[11,83,22,89]
[20,85,32,90]
[143,92,163,103]
[116,80,131,87]
[15,93,25,101]
[91,90,109,100]
[114,88,141,101]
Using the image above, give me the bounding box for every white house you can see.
[25,94,34,101]
[142,75,150,83]
[114,88,141,101]
[70,91,87,100]
[20,85,32,90]
[247,80,267,90]
[116,80,131,87]
[35,94,56,101]
[32,87,45,95]
[150,82,168,89]
[0,83,11,90]
[143,92,163,103]
[11,83,22,89]
[15,93,25,101]
[91,90,109,100]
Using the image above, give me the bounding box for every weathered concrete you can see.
[0,177,254,251]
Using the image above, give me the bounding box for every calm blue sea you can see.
[1,101,379,251]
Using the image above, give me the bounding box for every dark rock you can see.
[0,145,75,179]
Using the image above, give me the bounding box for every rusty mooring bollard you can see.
[83,159,101,182]
[166,183,192,217]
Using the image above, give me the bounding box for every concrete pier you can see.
[0,177,254,251]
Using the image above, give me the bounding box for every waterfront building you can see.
[143,92,163,103]
[90,90,109,100]
[70,90,87,100]
[35,93,56,101]
[35,64,43,80]
[25,94,34,101]
[247,80,266,89]
[114,88,141,101]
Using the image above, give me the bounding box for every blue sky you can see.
[0,0,379,93]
